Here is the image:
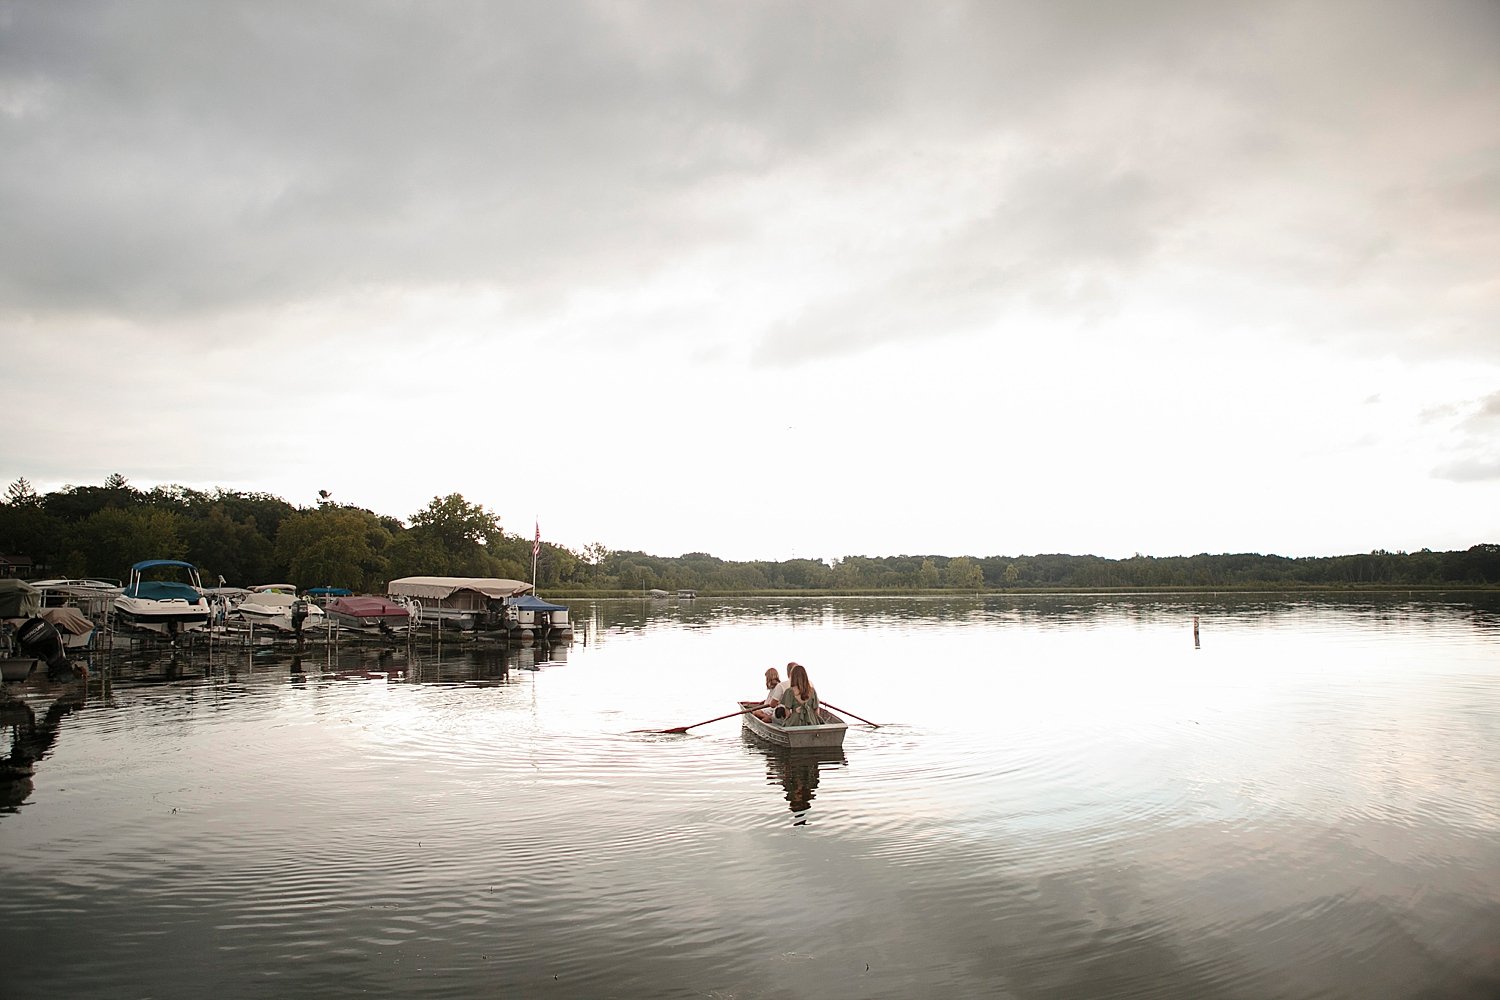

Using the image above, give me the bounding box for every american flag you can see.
[533,521,540,559]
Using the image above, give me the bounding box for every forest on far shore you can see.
[2,475,1497,595]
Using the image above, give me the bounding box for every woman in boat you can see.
[753,666,789,722]
[779,662,819,727]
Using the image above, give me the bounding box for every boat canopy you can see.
[387,577,534,600]
[129,559,199,573]
[506,594,569,612]
[307,587,354,597]
[0,578,41,618]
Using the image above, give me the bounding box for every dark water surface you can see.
[3,594,1499,999]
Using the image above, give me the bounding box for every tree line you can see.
[2,476,1497,593]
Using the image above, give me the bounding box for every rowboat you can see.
[737,700,848,750]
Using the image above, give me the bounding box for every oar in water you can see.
[652,704,761,735]
[822,701,881,728]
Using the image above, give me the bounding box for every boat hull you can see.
[1,657,36,682]
[113,597,210,636]
[237,597,327,633]
[737,701,848,750]
[114,561,209,637]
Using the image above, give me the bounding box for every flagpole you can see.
[531,517,539,593]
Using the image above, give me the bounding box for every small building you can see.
[0,554,33,578]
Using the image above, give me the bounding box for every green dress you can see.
[780,687,820,727]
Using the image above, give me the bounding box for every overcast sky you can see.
[2,1,1496,563]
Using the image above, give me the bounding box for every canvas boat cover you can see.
[387,577,534,600]
[0,578,42,618]
[506,594,569,612]
[41,606,94,635]
[328,596,409,618]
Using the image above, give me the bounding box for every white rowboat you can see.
[737,700,848,750]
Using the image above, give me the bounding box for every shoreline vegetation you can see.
[3,476,1497,595]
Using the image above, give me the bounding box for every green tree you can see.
[5,477,40,507]
[402,494,509,576]
[409,494,504,549]
[183,505,279,585]
[77,507,187,579]
[273,506,393,591]
[943,556,984,590]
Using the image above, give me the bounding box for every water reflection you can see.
[1,683,86,812]
[577,589,1500,637]
[747,738,847,824]
[1,595,1496,1000]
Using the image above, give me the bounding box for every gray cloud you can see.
[1,0,1496,369]
[1431,390,1500,483]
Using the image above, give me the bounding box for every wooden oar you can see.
[652,705,761,735]
[822,701,881,728]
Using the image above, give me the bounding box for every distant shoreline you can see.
[543,584,1500,599]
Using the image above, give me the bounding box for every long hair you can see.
[764,667,781,689]
[787,662,813,700]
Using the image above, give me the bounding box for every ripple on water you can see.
[5,600,1499,1000]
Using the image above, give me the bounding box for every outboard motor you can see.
[14,617,70,680]
[291,600,309,634]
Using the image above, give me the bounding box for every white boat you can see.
[235,584,326,633]
[113,560,210,637]
[504,594,573,639]
[737,700,848,750]
[386,576,532,632]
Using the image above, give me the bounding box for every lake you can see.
[3,593,1499,999]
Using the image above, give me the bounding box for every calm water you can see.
[3,594,1499,999]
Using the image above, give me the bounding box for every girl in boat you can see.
[779,662,819,727]
[753,666,789,723]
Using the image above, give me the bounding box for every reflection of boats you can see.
[236,584,326,633]
[113,560,210,637]
[737,700,847,750]
[2,687,86,797]
[325,595,410,635]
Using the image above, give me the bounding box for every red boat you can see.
[325,595,410,635]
